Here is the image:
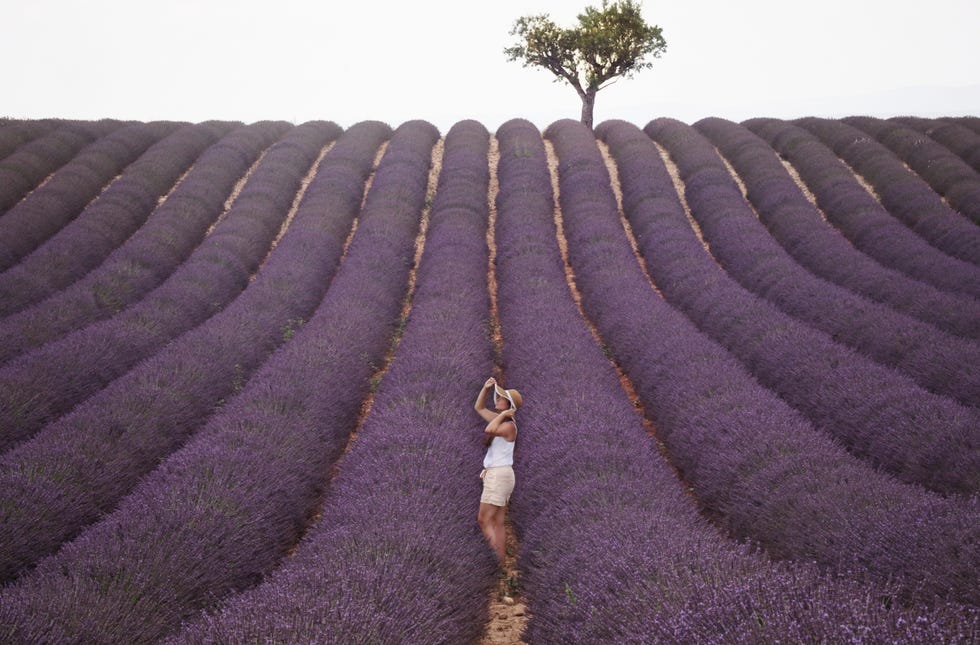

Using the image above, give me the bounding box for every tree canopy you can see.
[504,0,667,128]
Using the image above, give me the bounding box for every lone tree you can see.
[504,0,666,129]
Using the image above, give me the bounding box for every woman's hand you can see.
[475,378,497,421]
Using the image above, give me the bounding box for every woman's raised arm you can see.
[474,377,497,422]
[484,408,516,440]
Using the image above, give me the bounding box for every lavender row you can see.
[0,121,235,316]
[795,117,980,268]
[670,117,980,406]
[0,121,180,271]
[0,120,372,582]
[0,122,339,453]
[844,116,980,225]
[0,120,123,214]
[695,117,980,340]
[0,122,443,644]
[578,118,980,604]
[891,117,980,174]
[169,120,497,644]
[496,117,976,642]
[745,118,980,297]
[0,121,289,365]
[630,118,980,494]
[0,120,59,165]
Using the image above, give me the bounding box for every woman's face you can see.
[494,395,512,411]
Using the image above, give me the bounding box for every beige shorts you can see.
[480,466,515,507]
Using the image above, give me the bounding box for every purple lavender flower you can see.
[890,117,980,174]
[651,117,980,408]
[550,117,979,604]
[491,117,979,642]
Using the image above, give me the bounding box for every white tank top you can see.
[483,429,516,468]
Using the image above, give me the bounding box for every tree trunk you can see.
[580,88,597,130]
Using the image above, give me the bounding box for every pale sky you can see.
[3,0,979,132]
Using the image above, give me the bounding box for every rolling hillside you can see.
[0,115,978,643]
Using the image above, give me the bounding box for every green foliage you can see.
[504,0,666,95]
[512,143,536,158]
[281,317,305,341]
[564,581,578,605]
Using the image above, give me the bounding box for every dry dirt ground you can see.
[478,520,528,645]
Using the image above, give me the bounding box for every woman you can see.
[473,376,523,562]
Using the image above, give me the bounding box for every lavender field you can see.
[0,115,978,643]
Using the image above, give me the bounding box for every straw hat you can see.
[494,384,523,409]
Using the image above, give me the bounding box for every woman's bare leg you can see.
[478,502,506,561]
[492,506,507,561]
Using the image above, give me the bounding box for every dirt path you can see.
[780,151,897,217]
[486,136,504,365]
[206,146,270,237]
[778,157,831,221]
[654,142,720,265]
[479,518,527,645]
